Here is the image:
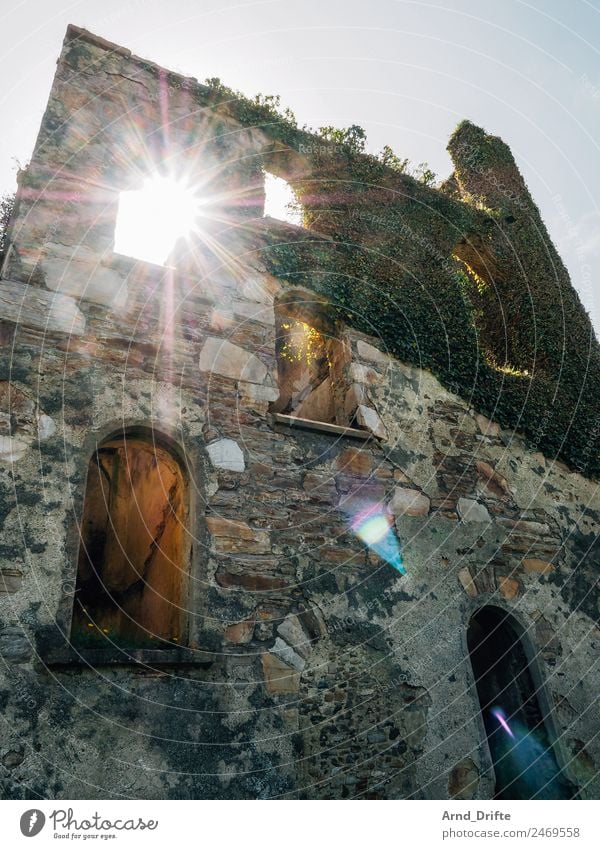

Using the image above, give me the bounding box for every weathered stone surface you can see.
[206,516,258,540]
[344,382,368,417]
[238,273,281,304]
[0,570,23,594]
[277,614,311,659]
[476,460,510,498]
[271,636,306,671]
[335,447,372,476]
[349,363,381,385]
[261,651,300,694]
[216,571,286,591]
[295,376,335,422]
[0,435,29,462]
[522,558,555,575]
[0,627,32,663]
[239,382,279,403]
[43,245,127,308]
[457,497,491,523]
[356,339,389,365]
[224,619,255,644]
[498,576,520,600]
[448,758,479,799]
[199,337,268,384]
[207,516,270,554]
[458,567,478,597]
[356,404,386,438]
[475,413,501,437]
[37,414,56,440]
[206,438,245,472]
[390,486,430,517]
[230,299,274,323]
[0,278,86,335]
[2,749,25,769]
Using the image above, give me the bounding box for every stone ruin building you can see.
[0,25,598,800]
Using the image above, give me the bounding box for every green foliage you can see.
[318,124,367,154]
[378,145,410,173]
[413,161,437,186]
[255,120,598,477]
[202,77,298,138]
[0,193,15,268]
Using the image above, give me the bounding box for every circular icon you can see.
[19,810,45,837]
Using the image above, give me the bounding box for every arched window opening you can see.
[71,432,188,649]
[263,171,302,226]
[467,606,575,800]
[270,292,349,426]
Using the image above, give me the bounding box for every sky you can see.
[1,0,600,336]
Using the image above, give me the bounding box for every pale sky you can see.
[1,0,599,336]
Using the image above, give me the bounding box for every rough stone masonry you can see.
[0,25,598,800]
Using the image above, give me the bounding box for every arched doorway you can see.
[467,605,575,799]
[71,430,189,649]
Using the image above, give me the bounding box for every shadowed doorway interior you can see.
[467,605,576,800]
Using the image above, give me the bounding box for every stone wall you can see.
[0,26,598,800]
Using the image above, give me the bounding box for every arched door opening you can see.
[467,606,575,800]
[71,431,189,649]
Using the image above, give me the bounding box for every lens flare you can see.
[350,503,405,573]
[114,175,201,266]
[491,707,515,739]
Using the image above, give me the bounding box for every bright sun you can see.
[113,175,200,266]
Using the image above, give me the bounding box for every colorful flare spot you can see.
[491,707,515,739]
[351,504,405,574]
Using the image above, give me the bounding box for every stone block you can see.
[458,567,477,597]
[206,516,270,554]
[230,299,274,324]
[271,636,306,671]
[261,651,301,695]
[238,273,281,304]
[475,413,500,437]
[335,447,372,476]
[224,619,255,644]
[0,278,86,335]
[239,382,279,403]
[498,576,520,600]
[349,363,381,385]
[390,487,430,517]
[356,339,389,365]
[522,558,555,575]
[37,414,56,440]
[216,571,286,591]
[0,626,32,663]
[448,758,479,799]
[344,382,368,418]
[43,243,128,309]
[0,569,23,594]
[206,438,245,472]
[199,337,267,384]
[0,435,29,462]
[277,614,311,659]
[476,459,510,498]
[356,405,386,439]
[457,497,491,523]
